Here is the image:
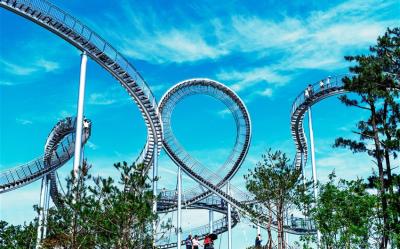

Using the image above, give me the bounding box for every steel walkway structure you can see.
[154,79,316,248]
[4,0,391,247]
[0,0,163,171]
[0,117,91,194]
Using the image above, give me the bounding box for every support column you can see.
[227,183,232,249]
[308,108,321,247]
[177,166,182,249]
[42,176,51,239]
[152,143,159,246]
[72,51,88,183]
[35,176,48,248]
[257,224,260,235]
[209,210,214,234]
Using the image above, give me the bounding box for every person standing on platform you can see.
[304,88,310,99]
[255,234,262,248]
[204,234,214,249]
[307,84,314,96]
[319,80,324,90]
[185,235,193,249]
[192,235,202,249]
[326,76,331,88]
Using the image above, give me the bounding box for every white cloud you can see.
[98,0,397,69]
[88,87,130,106]
[217,66,291,92]
[88,93,117,105]
[227,16,306,52]
[85,0,397,101]
[86,141,98,150]
[0,58,59,79]
[37,59,59,72]
[0,59,37,76]
[256,88,273,97]
[120,28,227,64]
[16,118,33,125]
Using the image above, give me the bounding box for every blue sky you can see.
[0,0,399,247]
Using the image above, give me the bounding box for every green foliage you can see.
[244,149,305,249]
[0,160,158,249]
[245,149,302,208]
[311,173,377,248]
[0,220,37,249]
[40,160,156,248]
[333,27,400,248]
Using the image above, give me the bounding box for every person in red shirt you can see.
[204,234,214,249]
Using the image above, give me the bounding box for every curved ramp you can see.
[0,0,163,172]
[157,79,316,236]
[0,117,91,193]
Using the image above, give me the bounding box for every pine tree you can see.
[334,27,400,248]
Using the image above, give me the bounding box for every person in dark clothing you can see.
[255,234,262,248]
[307,84,314,96]
[185,235,192,249]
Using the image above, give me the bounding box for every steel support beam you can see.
[35,176,48,248]
[177,166,182,249]
[72,51,87,183]
[42,176,51,239]
[152,143,159,246]
[209,209,214,233]
[227,183,232,249]
[308,108,321,247]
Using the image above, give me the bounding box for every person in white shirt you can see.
[304,89,310,99]
[326,76,331,88]
[83,119,90,128]
[319,80,324,90]
[192,235,202,249]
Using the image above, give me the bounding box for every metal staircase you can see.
[290,76,348,170]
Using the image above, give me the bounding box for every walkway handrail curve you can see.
[0,117,91,193]
[0,0,163,173]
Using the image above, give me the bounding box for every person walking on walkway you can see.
[255,234,262,248]
[307,84,314,96]
[185,235,193,249]
[319,80,324,90]
[192,235,202,249]
[326,76,331,88]
[304,88,310,99]
[204,234,214,249]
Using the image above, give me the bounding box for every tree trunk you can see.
[277,202,284,249]
[370,103,388,249]
[382,100,399,241]
[267,205,273,249]
[277,216,282,249]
